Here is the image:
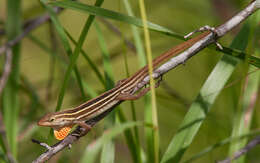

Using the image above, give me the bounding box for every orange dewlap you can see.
[54,127,72,140]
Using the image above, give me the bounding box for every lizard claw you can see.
[184,25,223,50]
[215,42,223,50]
[184,25,217,39]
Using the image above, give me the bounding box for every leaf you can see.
[183,129,260,163]
[49,0,260,69]
[138,0,159,162]
[49,0,182,38]
[65,30,106,86]
[160,19,253,163]
[95,21,115,163]
[2,0,22,158]
[228,12,260,163]
[40,0,86,113]
[79,122,141,163]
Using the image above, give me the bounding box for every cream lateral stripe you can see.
[54,69,147,117]
[75,93,119,120]
[118,68,147,90]
[119,68,148,91]
[122,74,147,93]
[76,96,120,120]
[54,89,120,117]
[59,93,120,121]
[119,70,147,93]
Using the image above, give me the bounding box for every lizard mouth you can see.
[37,119,50,126]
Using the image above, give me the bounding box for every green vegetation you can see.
[0,0,259,162]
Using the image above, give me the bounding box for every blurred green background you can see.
[0,0,259,162]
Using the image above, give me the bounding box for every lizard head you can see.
[38,112,74,140]
[37,112,73,130]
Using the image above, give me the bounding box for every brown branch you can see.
[32,1,259,163]
[45,22,58,102]
[0,15,52,37]
[0,0,80,55]
[97,17,137,53]
[217,135,260,163]
[0,48,12,96]
[0,7,63,55]
[218,86,259,163]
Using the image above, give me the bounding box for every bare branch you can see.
[0,48,12,96]
[217,87,259,163]
[0,7,63,55]
[98,17,137,53]
[32,1,259,162]
[32,139,52,151]
[45,22,58,102]
[136,0,258,91]
[217,135,260,163]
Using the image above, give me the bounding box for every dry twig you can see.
[217,135,260,163]
[0,7,63,55]
[0,48,12,96]
[0,112,16,163]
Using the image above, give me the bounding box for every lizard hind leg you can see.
[116,75,163,101]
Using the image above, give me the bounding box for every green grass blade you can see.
[183,129,260,163]
[160,21,253,163]
[49,0,182,39]
[95,22,114,89]
[65,30,106,87]
[249,55,260,68]
[228,12,260,163]
[123,0,146,67]
[40,0,86,112]
[95,22,115,163]
[49,1,260,71]
[39,0,103,142]
[2,0,22,158]
[123,1,148,162]
[116,111,142,162]
[27,34,65,61]
[0,136,7,161]
[0,146,9,163]
[139,0,159,162]
[100,141,115,163]
[29,34,100,100]
[59,0,104,101]
[95,19,141,163]
[79,122,141,163]
[19,75,42,128]
[49,0,260,68]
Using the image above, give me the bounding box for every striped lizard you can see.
[38,31,212,140]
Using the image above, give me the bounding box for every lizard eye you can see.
[49,118,55,122]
